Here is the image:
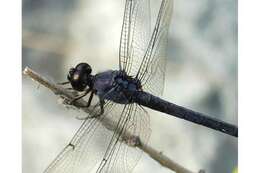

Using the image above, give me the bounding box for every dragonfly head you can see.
[67,63,93,91]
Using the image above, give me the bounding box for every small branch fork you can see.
[23,67,203,173]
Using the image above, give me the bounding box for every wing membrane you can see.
[136,0,173,96]
[96,103,151,173]
[44,102,150,173]
[119,0,151,76]
[43,101,116,173]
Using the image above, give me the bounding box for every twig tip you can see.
[23,66,30,75]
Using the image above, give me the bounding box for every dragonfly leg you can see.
[57,81,70,85]
[99,99,105,115]
[69,88,91,105]
[86,91,94,107]
[65,87,73,90]
[77,99,104,120]
[88,99,105,118]
[77,86,114,119]
[73,90,94,109]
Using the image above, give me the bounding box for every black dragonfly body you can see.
[44,0,173,173]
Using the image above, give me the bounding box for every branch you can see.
[23,67,202,173]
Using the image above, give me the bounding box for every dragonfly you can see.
[44,0,173,173]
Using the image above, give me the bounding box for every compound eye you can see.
[85,65,92,75]
[76,63,92,75]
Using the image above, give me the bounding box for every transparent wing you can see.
[119,0,151,76]
[43,101,116,173]
[44,102,150,173]
[136,0,173,96]
[119,104,151,172]
[96,103,151,173]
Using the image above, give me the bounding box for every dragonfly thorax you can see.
[114,71,142,91]
[93,70,142,104]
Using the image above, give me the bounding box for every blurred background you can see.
[22,0,237,173]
